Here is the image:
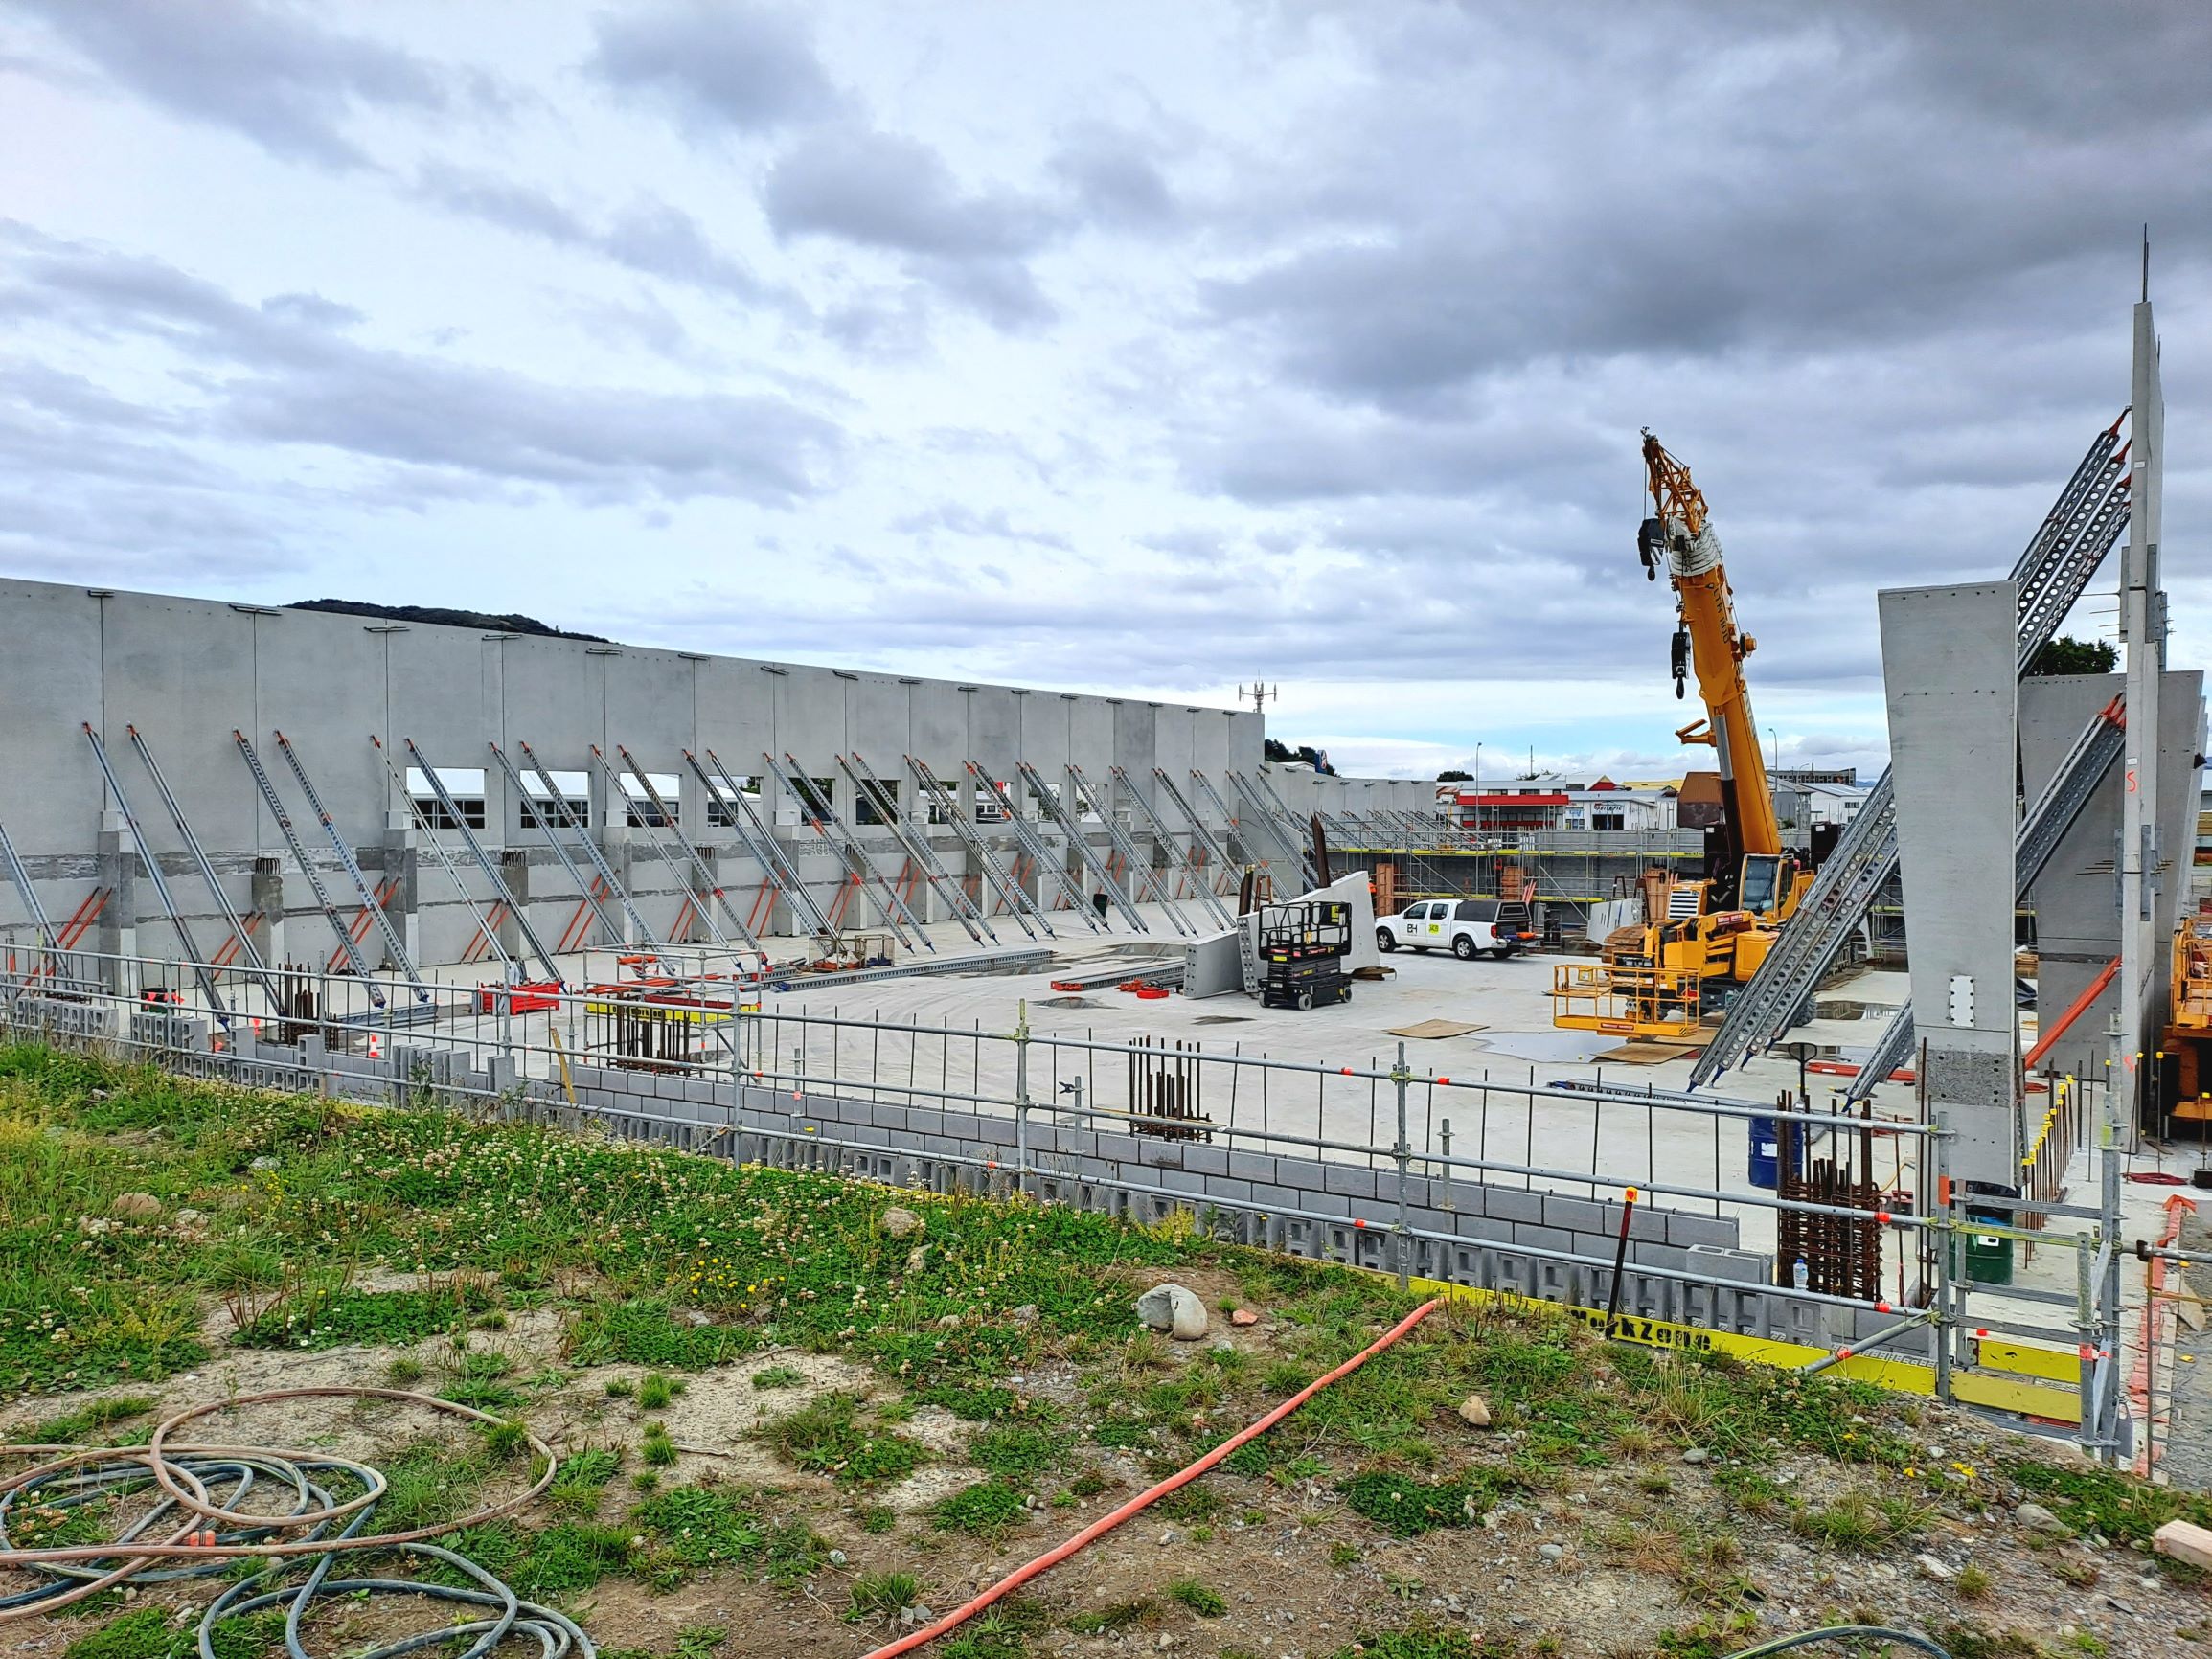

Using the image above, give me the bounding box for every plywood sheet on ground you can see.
[1386,1018,1489,1039]
[1596,1041,1699,1064]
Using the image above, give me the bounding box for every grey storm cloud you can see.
[7,0,462,169]
[764,128,1060,328]
[0,226,843,508]
[586,0,843,135]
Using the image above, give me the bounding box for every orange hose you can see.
[862,1297,1440,1658]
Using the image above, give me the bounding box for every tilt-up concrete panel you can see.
[1880,581,2020,1184]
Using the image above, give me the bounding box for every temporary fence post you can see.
[1014,997,1033,1200]
[1439,1119,1455,1214]
[2097,1085,2123,1463]
[1929,1111,1953,1405]
[1391,1041,1412,1290]
[2074,1231,2099,1459]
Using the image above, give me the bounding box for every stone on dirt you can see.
[1457,1393,1493,1427]
[1135,1283,1208,1340]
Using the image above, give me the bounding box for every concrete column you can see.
[2118,296,2166,1125]
[381,816,419,971]
[96,814,137,996]
[498,850,529,960]
[251,856,286,970]
[1880,580,2020,1185]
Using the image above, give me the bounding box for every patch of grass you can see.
[629,1484,771,1572]
[385,1355,426,1386]
[604,1375,635,1398]
[67,1606,287,1659]
[1068,1467,1116,1498]
[1336,1469,1496,1536]
[2005,1454,2211,1544]
[235,1284,490,1350]
[641,1428,679,1466]
[969,1423,1061,1482]
[1067,1599,1157,1635]
[858,1503,897,1534]
[914,1381,1018,1420]
[934,1479,1028,1536]
[638,1372,677,1409]
[751,1364,806,1390]
[375,1440,495,1534]
[1260,1359,1311,1396]
[1318,1633,1493,1659]
[1790,1489,1929,1550]
[762,1392,926,1483]
[1167,1579,1226,1617]
[24,1394,156,1443]
[569,1299,754,1371]
[547,1448,622,1518]
[941,1613,1031,1659]
[850,1570,923,1618]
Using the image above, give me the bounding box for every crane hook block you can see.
[1636,517,1664,580]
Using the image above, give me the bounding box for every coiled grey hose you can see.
[1,1388,588,1658]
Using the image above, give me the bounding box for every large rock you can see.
[880,1207,924,1239]
[2014,1501,2066,1534]
[110,1193,162,1220]
[1135,1283,1208,1341]
[1457,1394,1493,1428]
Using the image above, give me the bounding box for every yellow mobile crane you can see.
[1553,431,1813,1040]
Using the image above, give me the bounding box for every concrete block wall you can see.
[1,989,1869,1349]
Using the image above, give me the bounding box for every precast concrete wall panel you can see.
[249,616,397,855]
[908,682,966,775]
[0,578,1251,960]
[0,581,105,852]
[101,599,260,857]
[1880,581,2020,1184]
[967,687,1021,805]
[693,657,774,790]
[1069,695,1113,782]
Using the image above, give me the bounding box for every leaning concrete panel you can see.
[1880,581,2019,1183]
[100,598,262,857]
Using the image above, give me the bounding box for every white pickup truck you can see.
[1377,898,1533,960]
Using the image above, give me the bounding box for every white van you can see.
[1377,898,1532,960]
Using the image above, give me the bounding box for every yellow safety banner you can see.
[1403,1277,2082,1425]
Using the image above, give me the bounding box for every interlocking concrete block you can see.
[1543,1194,1604,1234]
[1227,1150,1279,1184]
[1321,1164,1380,1200]
[1511,1222,1574,1257]
[1197,1175,1253,1207]
[1484,1186,1544,1225]
[871,1103,910,1131]
[1664,1213,1740,1249]
[1687,1243,1769,1284]
[1627,1240,1690,1276]
[906,1109,946,1136]
[1155,1168,1208,1197]
[1177,1143,1229,1177]
[680,1079,720,1105]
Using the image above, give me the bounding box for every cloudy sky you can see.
[2,2,2205,780]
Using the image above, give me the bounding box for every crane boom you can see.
[1636,429,1782,869]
